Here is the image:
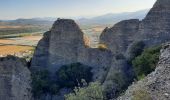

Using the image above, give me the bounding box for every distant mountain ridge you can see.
[0,9,149,26]
[77,9,149,25]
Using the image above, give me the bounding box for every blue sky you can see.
[0,0,156,20]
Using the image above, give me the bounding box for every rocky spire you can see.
[142,0,170,29]
[31,19,85,73]
[48,19,85,72]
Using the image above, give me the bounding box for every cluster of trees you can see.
[0,26,46,36]
[65,81,104,100]
[56,63,93,88]
[128,41,161,80]
[31,70,59,97]
[31,63,93,97]
[132,45,161,80]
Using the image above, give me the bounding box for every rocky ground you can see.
[118,43,170,100]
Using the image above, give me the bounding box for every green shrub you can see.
[56,63,93,88]
[31,70,59,97]
[104,70,127,99]
[31,63,93,97]
[65,81,104,100]
[98,44,108,51]
[132,46,161,80]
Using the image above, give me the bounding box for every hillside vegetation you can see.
[132,46,161,80]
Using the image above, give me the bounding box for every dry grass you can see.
[92,26,106,32]
[132,89,152,100]
[98,43,108,51]
[22,35,42,41]
[0,45,34,55]
[0,25,33,29]
[0,39,16,44]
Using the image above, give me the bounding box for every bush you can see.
[31,70,60,97]
[104,70,127,99]
[132,46,161,80]
[31,63,93,97]
[31,70,58,97]
[56,63,93,88]
[65,81,104,100]
[98,44,108,51]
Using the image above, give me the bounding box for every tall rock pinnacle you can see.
[138,0,170,46]
[31,19,85,73]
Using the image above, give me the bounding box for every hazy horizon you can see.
[0,0,156,20]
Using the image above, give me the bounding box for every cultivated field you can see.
[0,34,42,57]
[0,24,106,56]
[0,45,34,56]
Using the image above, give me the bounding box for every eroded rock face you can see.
[78,48,113,82]
[99,0,170,98]
[100,0,170,54]
[31,31,50,71]
[48,19,85,73]
[118,43,170,100]
[0,56,32,100]
[31,19,85,74]
[100,19,140,54]
[138,0,170,46]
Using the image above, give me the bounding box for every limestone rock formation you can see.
[31,19,114,82]
[78,48,113,82]
[138,0,170,46]
[48,19,85,72]
[100,19,140,54]
[100,0,170,54]
[99,0,170,98]
[0,56,32,100]
[31,18,115,100]
[31,0,170,99]
[31,31,50,71]
[118,43,170,100]
[31,19,85,74]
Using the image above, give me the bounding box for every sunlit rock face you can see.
[0,56,32,100]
